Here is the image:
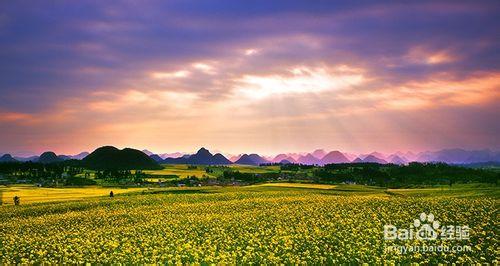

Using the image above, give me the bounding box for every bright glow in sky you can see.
[235,67,364,99]
[0,1,499,156]
[151,70,191,79]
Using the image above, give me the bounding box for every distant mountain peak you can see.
[352,157,364,163]
[388,154,407,164]
[321,151,350,164]
[212,153,232,165]
[196,147,212,156]
[272,154,288,162]
[235,153,269,165]
[272,154,297,163]
[149,154,163,162]
[163,148,231,165]
[71,151,89,160]
[362,155,387,164]
[369,151,386,159]
[279,159,293,164]
[0,154,17,163]
[39,151,63,164]
[297,153,321,165]
[312,149,326,159]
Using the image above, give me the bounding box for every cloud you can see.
[191,62,216,75]
[233,65,365,99]
[337,72,500,111]
[151,70,191,79]
[405,46,457,65]
[0,112,37,125]
[244,49,258,56]
[87,89,199,114]
[0,1,499,154]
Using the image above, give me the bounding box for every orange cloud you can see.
[87,89,200,114]
[406,46,457,65]
[0,112,38,125]
[339,72,500,111]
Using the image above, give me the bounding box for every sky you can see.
[0,0,499,156]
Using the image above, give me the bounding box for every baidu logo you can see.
[384,212,470,241]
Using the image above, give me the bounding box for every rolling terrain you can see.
[0,184,497,264]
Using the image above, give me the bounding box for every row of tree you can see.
[311,162,498,186]
[0,161,84,183]
[217,162,499,187]
[1,161,498,188]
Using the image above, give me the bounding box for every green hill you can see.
[82,146,162,170]
[38,151,63,164]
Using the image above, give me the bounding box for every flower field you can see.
[0,185,498,264]
[0,186,144,205]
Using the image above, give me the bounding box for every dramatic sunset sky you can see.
[1,1,499,156]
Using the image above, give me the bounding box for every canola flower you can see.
[0,188,497,264]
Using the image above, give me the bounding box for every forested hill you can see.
[82,146,161,170]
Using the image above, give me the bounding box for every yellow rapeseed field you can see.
[0,186,144,205]
[0,186,497,264]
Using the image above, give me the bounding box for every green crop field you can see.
[227,164,281,173]
[143,164,281,179]
[140,164,283,184]
[143,164,213,178]
[0,183,498,264]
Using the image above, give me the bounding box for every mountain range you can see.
[162,148,232,165]
[1,151,90,163]
[2,147,500,166]
[272,154,297,164]
[352,155,388,164]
